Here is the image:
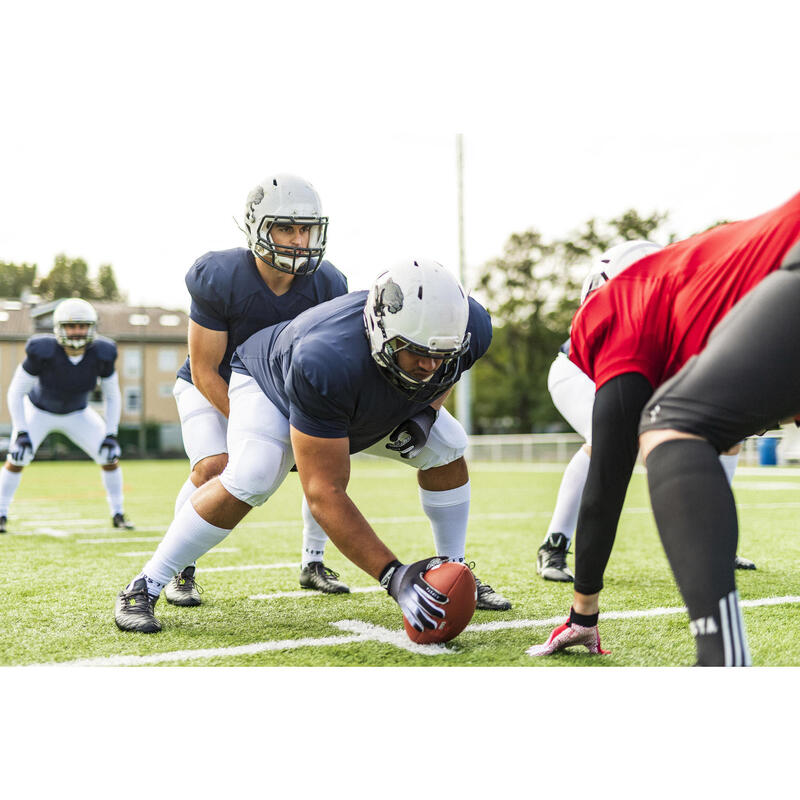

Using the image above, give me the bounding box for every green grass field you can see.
[2,457,799,667]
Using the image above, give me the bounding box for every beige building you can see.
[0,299,190,455]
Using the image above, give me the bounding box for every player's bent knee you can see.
[218,438,291,507]
[4,461,24,473]
[192,453,229,485]
[640,429,705,463]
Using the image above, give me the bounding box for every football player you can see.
[115,259,511,633]
[166,174,349,607]
[0,298,132,532]
[537,241,755,581]
[529,191,800,664]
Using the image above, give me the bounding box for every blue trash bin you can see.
[757,436,779,466]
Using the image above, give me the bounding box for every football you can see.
[404,561,477,644]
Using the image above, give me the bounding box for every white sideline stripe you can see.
[36,595,800,668]
[43,620,451,666]
[250,586,384,600]
[200,563,298,573]
[78,536,162,544]
[118,547,240,558]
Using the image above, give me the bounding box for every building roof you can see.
[0,299,189,343]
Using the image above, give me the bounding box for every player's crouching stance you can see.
[115,259,510,633]
[0,299,133,533]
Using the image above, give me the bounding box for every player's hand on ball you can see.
[385,407,437,459]
[99,434,121,463]
[381,556,448,631]
[10,431,32,462]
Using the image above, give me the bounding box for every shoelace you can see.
[177,572,203,594]
[320,566,341,580]
[465,561,494,594]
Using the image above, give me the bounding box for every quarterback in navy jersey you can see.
[165,174,349,607]
[0,298,132,533]
[116,259,511,634]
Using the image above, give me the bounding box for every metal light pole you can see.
[455,134,473,434]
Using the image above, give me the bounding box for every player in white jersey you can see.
[0,298,132,532]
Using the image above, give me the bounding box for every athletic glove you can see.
[527,617,609,657]
[385,406,438,459]
[380,556,448,631]
[99,434,121,463]
[9,431,32,462]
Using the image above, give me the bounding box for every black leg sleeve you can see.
[573,373,653,595]
[647,438,750,666]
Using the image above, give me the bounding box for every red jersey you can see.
[570,191,800,390]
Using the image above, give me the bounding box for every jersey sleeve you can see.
[94,339,118,378]
[459,297,493,371]
[185,256,229,331]
[21,337,52,375]
[285,349,352,439]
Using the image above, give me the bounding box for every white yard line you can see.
[117,547,240,558]
[249,586,384,600]
[200,563,299,573]
[35,594,800,667]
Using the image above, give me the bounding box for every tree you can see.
[468,210,672,432]
[0,261,37,297]
[36,254,124,302]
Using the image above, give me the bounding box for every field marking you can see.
[201,562,298,573]
[250,586,384,600]
[117,547,240,558]
[77,536,163,544]
[34,594,800,668]
[42,620,450,666]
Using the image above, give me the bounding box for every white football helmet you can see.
[580,239,662,304]
[242,173,328,275]
[53,298,98,349]
[364,259,471,403]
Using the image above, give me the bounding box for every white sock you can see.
[138,501,232,591]
[544,447,591,546]
[174,476,199,517]
[0,468,22,516]
[719,453,739,487]
[102,466,125,516]
[419,481,470,562]
[301,495,328,567]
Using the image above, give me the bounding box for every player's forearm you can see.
[7,365,36,431]
[305,490,397,580]
[192,368,231,417]
[573,373,654,595]
[101,373,121,434]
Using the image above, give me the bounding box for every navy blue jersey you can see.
[23,335,117,415]
[176,247,348,385]
[231,292,492,453]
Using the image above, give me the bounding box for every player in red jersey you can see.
[529,191,800,663]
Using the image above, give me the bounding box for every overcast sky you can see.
[2,1,800,311]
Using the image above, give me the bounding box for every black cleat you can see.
[164,566,203,606]
[537,532,575,582]
[299,562,350,594]
[112,513,135,530]
[0,516,6,534]
[114,578,162,633]
[735,554,756,570]
[467,562,512,611]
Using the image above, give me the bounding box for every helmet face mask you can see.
[364,260,471,404]
[242,175,328,276]
[53,298,98,349]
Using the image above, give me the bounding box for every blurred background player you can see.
[166,173,349,606]
[0,298,132,532]
[115,259,510,633]
[529,190,800,661]
[537,241,755,581]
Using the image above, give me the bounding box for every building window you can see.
[124,387,142,414]
[158,348,178,372]
[123,349,142,379]
[159,314,181,327]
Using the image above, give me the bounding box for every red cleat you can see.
[527,620,610,656]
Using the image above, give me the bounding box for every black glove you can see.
[99,434,121,463]
[9,431,32,462]
[385,406,438,459]
[380,556,449,631]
